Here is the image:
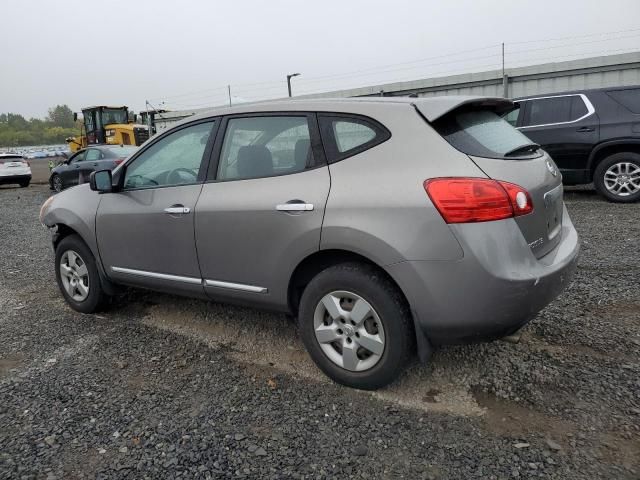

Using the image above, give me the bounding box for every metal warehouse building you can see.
[301,51,640,100]
[151,51,640,133]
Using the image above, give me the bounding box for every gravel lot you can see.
[1,184,638,479]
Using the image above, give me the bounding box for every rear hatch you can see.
[0,156,30,174]
[420,100,564,259]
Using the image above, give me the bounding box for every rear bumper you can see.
[387,205,579,344]
[0,174,31,184]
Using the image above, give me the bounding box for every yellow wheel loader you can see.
[66,106,149,153]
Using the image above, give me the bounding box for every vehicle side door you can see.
[194,113,330,309]
[61,150,87,185]
[79,148,102,183]
[96,120,218,297]
[518,94,599,184]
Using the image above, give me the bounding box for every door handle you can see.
[164,206,191,215]
[276,202,314,212]
[576,126,595,132]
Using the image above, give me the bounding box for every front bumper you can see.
[387,205,580,345]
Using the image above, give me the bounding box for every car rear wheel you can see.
[54,234,108,313]
[298,262,414,390]
[594,152,640,203]
[19,180,30,188]
[52,174,63,192]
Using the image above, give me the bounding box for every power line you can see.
[508,26,640,45]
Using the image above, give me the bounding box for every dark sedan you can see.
[49,145,139,192]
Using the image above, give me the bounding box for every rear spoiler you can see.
[412,96,516,122]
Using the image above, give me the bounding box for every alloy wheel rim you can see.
[313,290,385,372]
[53,176,62,192]
[59,250,89,302]
[604,161,640,196]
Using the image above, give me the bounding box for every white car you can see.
[0,154,32,188]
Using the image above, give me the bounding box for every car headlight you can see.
[39,195,55,225]
[105,129,116,137]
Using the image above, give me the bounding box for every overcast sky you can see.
[2,0,640,118]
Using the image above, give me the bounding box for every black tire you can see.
[52,174,63,192]
[298,262,414,390]
[593,152,640,203]
[54,234,108,313]
[19,181,30,188]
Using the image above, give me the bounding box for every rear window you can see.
[433,108,540,159]
[607,88,640,113]
[106,146,138,157]
[0,155,24,162]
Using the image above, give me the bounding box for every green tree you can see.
[47,105,75,129]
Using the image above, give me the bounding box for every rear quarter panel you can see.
[321,103,486,264]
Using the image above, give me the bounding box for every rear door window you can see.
[521,95,589,127]
[318,115,390,163]
[216,116,314,181]
[433,108,540,159]
[85,149,101,161]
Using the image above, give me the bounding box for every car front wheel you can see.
[54,234,108,313]
[594,152,640,203]
[298,262,414,390]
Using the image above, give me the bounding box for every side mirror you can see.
[89,170,113,193]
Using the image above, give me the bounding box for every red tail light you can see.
[424,178,533,223]
[114,159,125,165]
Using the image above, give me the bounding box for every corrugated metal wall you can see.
[303,52,640,100]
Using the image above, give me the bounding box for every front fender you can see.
[42,185,101,261]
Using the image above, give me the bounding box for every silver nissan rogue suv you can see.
[40,96,579,390]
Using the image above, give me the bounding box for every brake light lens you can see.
[424,178,533,223]
[114,159,124,165]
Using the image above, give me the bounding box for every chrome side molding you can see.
[111,266,202,285]
[203,279,268,293]
[110,266,268,293]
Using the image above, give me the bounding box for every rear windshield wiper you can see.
[504,143,540,157]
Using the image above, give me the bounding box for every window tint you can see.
[70,151,86,163]
[433,108,539,159]
[124,121,213,189]
[318,115,390,163]
[522,95,588,126]
[333,121,376,152]
[85,149,101,161]
[607,88,640,113]
[217,116,312,181]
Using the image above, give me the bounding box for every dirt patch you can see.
[0,354,24,377]
[471,387,576,441]
[140,295,486,417]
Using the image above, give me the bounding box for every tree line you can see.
[0,105,81,147]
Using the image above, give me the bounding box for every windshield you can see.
[101,108,128,125]
[433,108,540,159]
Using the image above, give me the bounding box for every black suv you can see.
[506,86,640,202]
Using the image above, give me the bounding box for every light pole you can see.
[287,73,301,97]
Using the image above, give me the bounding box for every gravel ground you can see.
[0,184,638,480]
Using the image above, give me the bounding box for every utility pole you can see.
[287,73,301,97]
[228,85,232,107]
[145,100,152,136]
[502,42,509,98]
